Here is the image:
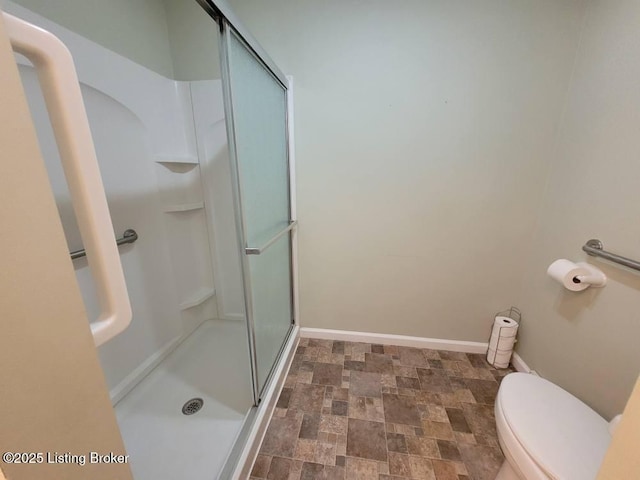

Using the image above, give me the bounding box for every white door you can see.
[0,12,133,480]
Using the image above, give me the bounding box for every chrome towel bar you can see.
[70,229,138,260]
[582,239,640,272]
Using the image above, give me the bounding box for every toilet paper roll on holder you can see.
[571,262,607,287]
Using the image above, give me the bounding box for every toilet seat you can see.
[495,373,611,480]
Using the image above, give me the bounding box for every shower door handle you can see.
[245,221,297,255]
[5,13,132,346]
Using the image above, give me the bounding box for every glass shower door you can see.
[220,22,294,399]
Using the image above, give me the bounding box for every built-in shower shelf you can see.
[164,202,204,213]
[179,287,215,310]
[154,156,199,174]
[154,154,199,165]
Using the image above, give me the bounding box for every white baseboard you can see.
[231,326,300,480]
[300,327,489,354]
[510,352,531,373]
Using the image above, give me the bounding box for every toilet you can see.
[494,373,612,480]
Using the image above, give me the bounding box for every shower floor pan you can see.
[115,319,253,480]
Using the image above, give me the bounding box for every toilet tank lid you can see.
[498,373,611,480]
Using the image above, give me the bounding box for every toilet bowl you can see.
[494,373,611,480]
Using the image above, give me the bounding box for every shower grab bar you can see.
[5,13,132,346]
[245,221,297,255]
[582,239,640,272]
[71,229,138,260]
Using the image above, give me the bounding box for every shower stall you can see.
[3,0,297,478]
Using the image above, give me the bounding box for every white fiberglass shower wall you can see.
[3,0,294,478]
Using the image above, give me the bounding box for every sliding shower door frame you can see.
[210,12,297,405]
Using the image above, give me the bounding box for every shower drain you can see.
[182,398,204,415]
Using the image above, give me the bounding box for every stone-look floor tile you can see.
[437,440,462,462]
[383,394,422,426]
[397,347,429,367]
[445,408,472,433]
[406,436,439,458]
[347,418,388,461]
[417,368,452,393]
[454,461,468,476]
[323,465,346,480]
[294,439,318,462]
[268,457,292,480]
[428,359,444,369]
[332,387,349,402]
[388,452,412,476]
[288,460,304,480]
[298,338,309,347]
[349,395,385,422]
[312,363,343,387]
[458,444,504,480]
[463,379,499,405]
[396,423,418,436]
[461,403,496,438]
[409,456,436,480]
[300,361,315,372]
[315,441,336,466]
[453,389,477,404]
[475,434,500,449]
[351,343,369,362]
[382,344,398,355]
[344,360,366,371]
[394,366,418,378]
[320,414,348,435]
[382,373,398,388]
[457,362,483,380]
[332,400,348,416]
[422,421,455,441]
[300,462,324,480]
[364,353,395,374]
[453,432,476,445]
[378,461,390,475]
[396,376,421,390]
[350,371,383,398]
[427,404,450,423]
[387,432,408,453]
[438,351,468,361]
[466,354,489,369]
[300,413,321,439]
[346,457,379,480]
[251,454,272,478]
[431,459,458,480]
[261,415,302,457]
[257,342,506,480]
[422,349,441,360]
[474,368,497,382]
[309,339,333,349]
[415,391,442,405]
[332,341,345,354]
[277,387,293,409]
[290,383,326,413]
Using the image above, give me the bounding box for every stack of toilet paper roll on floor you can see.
[486,316,519,369]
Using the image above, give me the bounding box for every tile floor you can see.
[250,338,514,480]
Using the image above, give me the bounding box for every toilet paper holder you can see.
[495,306,521,325]
[486,307,521,369]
